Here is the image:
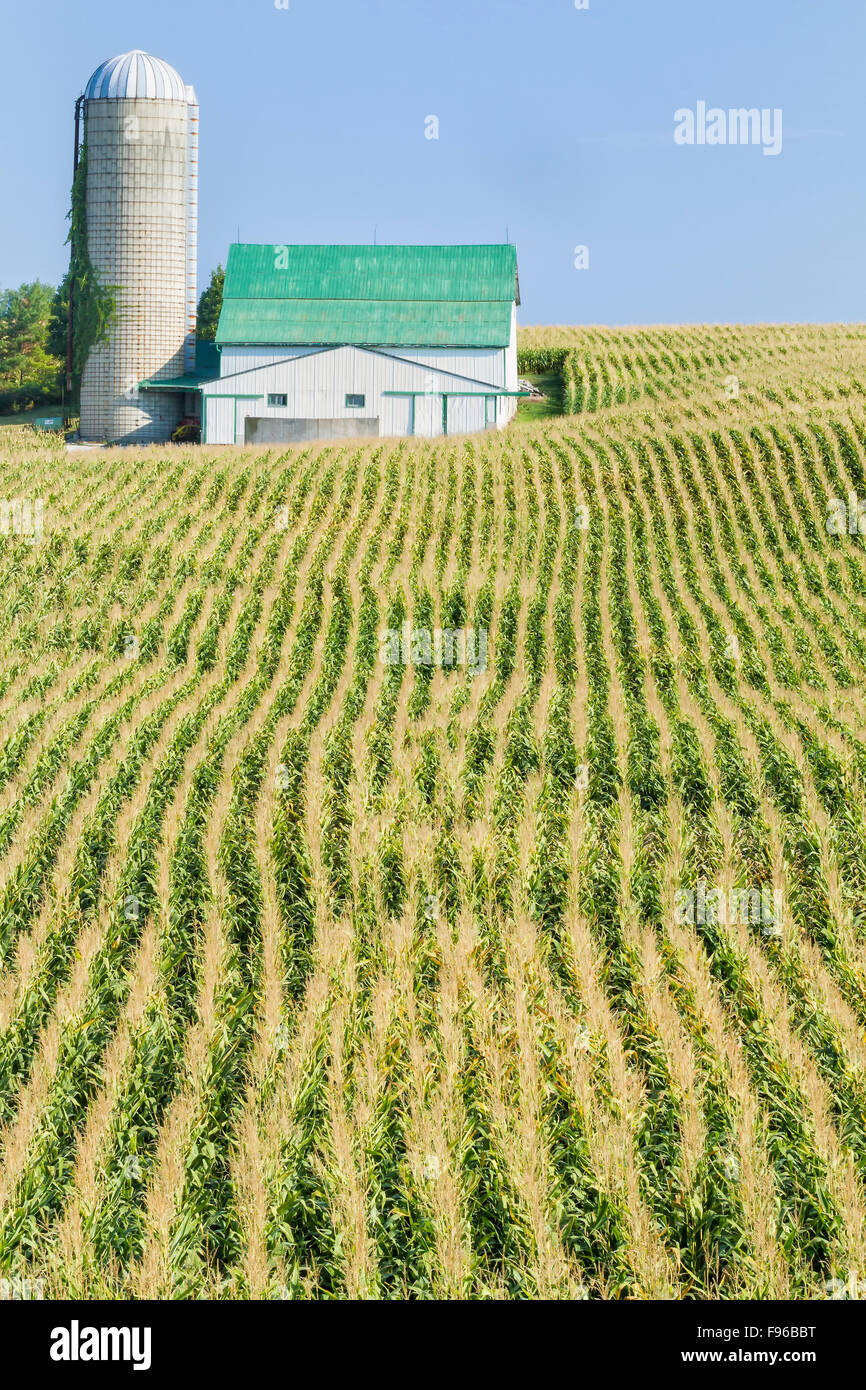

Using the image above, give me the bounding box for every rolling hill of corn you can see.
[2,324,866,1299]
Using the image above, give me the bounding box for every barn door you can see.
[413,395,440,437]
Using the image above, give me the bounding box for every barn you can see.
[195,243,524,445]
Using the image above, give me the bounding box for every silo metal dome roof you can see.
[84,50,189,101]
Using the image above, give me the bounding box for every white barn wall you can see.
[382,395,413,437]
[412,396,438,438]
[202,345,513,443]
[447,396,488,435]
[506,305,518,389]
[379,347,505,386]
[220,345,506,387]
[498,306,519,425]
[204,396,236,445]
[218,346,321,374]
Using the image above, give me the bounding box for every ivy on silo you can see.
[67,142,116,380]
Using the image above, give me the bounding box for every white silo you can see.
[77,51,198,443]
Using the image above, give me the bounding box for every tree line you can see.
[0,265,224,417]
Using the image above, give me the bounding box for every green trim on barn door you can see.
[201,393,264,444]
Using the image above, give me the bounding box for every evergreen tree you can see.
[47,273,71,363]
[0,282,58,387]
[196,265,225,341]
[0,281,63,408]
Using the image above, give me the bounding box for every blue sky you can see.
[1,0,863,324]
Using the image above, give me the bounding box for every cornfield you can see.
[2,323,866,1299]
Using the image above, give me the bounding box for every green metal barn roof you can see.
[217,298,514,347]
[216,244,519,348]
[138,339,221,391]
